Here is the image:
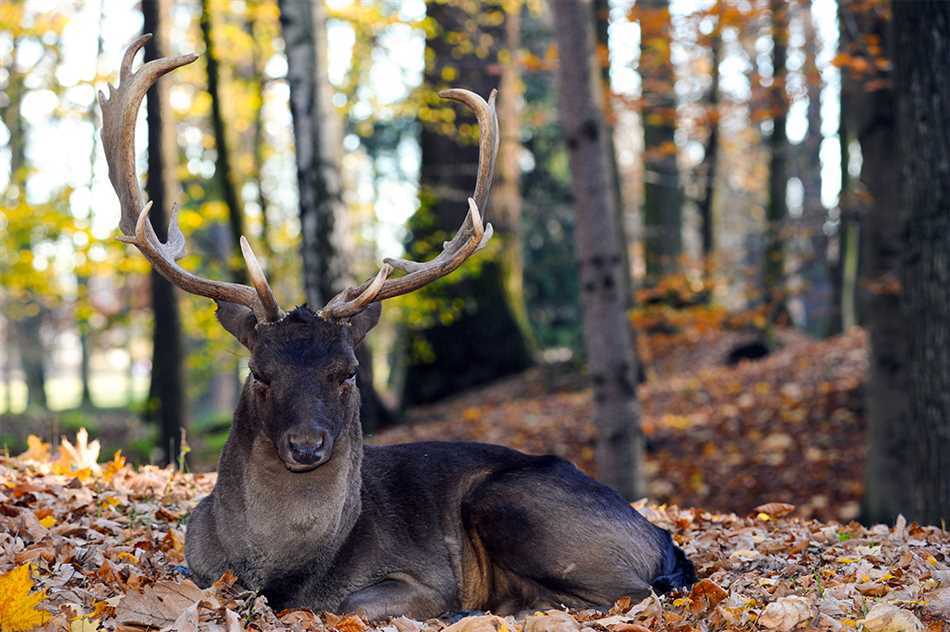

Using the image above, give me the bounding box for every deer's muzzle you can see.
[281,427,333,472]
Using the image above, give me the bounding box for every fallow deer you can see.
[98,36,695,621]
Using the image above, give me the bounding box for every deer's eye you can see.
[249,367,270,387]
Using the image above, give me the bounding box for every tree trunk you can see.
[551,0,643,500]
[249,5,273,258]
[857,2,904,526]
[79,0,107,409]
[199,0,247,283]
[698,10,721,270]
[594,0,633,304]
[889,0,950,525]
[17,313,48,410]
[143,0,188,466]
[2,32,48,411]
[493,1,534,347]
[277,0,344,306]
[639,0,682,281]
[404,0,531,405]
[798,0,831,336]
[764,0,788,307]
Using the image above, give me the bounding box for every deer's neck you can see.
[215,389,364,581]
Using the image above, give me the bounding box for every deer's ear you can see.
[216,301,258,349]
[350,302,381,346]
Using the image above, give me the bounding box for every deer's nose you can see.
[286,429,331,466]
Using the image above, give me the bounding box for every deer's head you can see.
[98,35,498,472]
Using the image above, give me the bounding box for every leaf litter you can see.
[1,431,948,630]
[2,330,949,630]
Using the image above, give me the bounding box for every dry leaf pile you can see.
[2,426,949,631]
[377,329,868,522]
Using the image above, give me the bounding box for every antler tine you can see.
[320,88,498,320]
[100,36,283,322]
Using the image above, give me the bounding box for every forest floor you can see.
[375,328,867,523]
[0,452,948,631]
[2,328,949,630]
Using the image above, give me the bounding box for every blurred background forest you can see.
[1,0,947,526]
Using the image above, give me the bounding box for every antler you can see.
[99,35,283,322]
[320,88,498,320]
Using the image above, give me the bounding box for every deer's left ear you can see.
[350,302,381,346]
[216,301,258,349]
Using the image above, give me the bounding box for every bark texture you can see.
[594,0,633,304]
[640,0,682,281]
[142,0,188,465]
[551,0,643,499]
[277,0,344,306]
[844,1,907,525]
[890,0,950,525]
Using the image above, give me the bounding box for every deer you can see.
[98,36,695,621]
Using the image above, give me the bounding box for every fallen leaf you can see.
[331,613,368,632]
[689,578,728,612]
[278,608,322,630]
[922,586,950,620]
[754,502,796,518]
[113,580,205,629]
[54,428,101,476]
[758,595,813,631]
[18,436,51,463]
[856,581,889,597]
[525,611,581,632]
[102,451,127,483]
[444,615,508,632]
[0,563,52,632]
[861,603,923,632]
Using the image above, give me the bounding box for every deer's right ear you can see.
[216,301,258,349]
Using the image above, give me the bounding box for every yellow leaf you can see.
[70,616,102,631]
[99,496,120,510]
[18,435,50,462]
[38,516,56,529]
[102,451,126,483]
[0,564,52,632]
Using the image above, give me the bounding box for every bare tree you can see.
[551,0,643,499]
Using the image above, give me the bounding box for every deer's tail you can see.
[650,532,697,594]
